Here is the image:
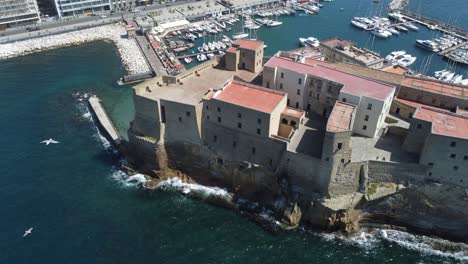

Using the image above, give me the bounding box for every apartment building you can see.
[0,0,40,27]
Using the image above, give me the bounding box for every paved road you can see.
[0,0,203,43]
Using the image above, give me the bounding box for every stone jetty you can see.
[0,24,149,75]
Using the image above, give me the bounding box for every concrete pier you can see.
[88,95,121,146]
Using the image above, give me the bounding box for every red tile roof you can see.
[394,98,446,111]
[265,56,394,100]
[282,107,305,119]
[234,39,263,50]
[327,102,356,132]
[213,81,285,113]
[401,77,468,99]
[226,47,238,53]
[413,107,468,140]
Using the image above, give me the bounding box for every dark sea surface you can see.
[1,2,468,263]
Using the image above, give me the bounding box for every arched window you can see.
[290,120,297,127]
[281,118,288,124]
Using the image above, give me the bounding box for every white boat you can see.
[351,20,368,30]
[306,5,320,12]
[396,55,417,67]
[207,53,215,59]
[395,25,408,32]
[387,27,399,35]
[405,23,419,31]
[372,29,390,38]
[434,69,448,78]
[202,43,209,51]
[267,20,282,27]
[416,40,439,52]
[197,54,203,62]
[232,32,249,39]
[451,74,463,84]
[461,79,468,86]
[299,37,320,47]
[208,42,215,51]
[218,50,225,56]
[184,57,192,64]
[385,50,406,62]
[441,72,455,82]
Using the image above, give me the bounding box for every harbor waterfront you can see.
[0,40,467,264]
[1,0,468,263]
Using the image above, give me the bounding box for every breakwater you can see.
[0,24,149,75]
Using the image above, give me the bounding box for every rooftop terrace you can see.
[414,107,468,140]
[135,65,236,105]
[320,37,384,66]
[327,102,356,132]
[401,77,468,99]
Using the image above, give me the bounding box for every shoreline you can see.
[0,24,150,75]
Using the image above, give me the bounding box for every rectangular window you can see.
[428,162,434,166]
[316,94,320,100]
[307,104,311,110]
[450,142,456,147]
[238,113,242,118]
[217,107,221,112]
[450,154,456,159]
[298,78,302,85]
[309,91,313,97]
[178,117,182,122]
[186,111,190,117]
[257,118,261,124]
[364,115,369,121]
[280,83,283,89]
[213,135,217,142]
[362,125,367,130]
[287,99,290,106]
[252,147,256,155]
[281,72,284,78]
[337,143,342,150]
[206,115,210,120]
[206,105,209,110]
[217,117,221,123]
[233,141,237,148]
[416,123,422,129]
[257,128,261,135]
[266,81,270,88]
[295,102,299,108]
[342,98,347,102]
[237,122,242,129]
[297,89,301,95]
[464,156,468,160]
[367,103,372,110]
[161,105,166,123]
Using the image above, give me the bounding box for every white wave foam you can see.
[111,170,147,188]
[156,177,232,201]
[381,229,468,261]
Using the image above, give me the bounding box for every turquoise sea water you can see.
[1,2,468,263]
[185,0,468,77]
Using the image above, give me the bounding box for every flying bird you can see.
[40,139,60,145]
[23,227,33,237]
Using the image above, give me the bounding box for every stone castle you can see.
[126,39,468,236]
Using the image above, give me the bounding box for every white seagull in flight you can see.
[23,227,33,237]
[40,139,60,145]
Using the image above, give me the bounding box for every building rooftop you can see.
[226,47,238,53]
[413,107,468,140]
[234,39,263,50]
[401,77,468,99]
[213,81,285,113]
[327,102,356,132]
[394,97,446,111]
[135,66,236,105]
[265,56,395,100]
[334,62,406,85]
[320,37,384,66]
[282,107,305,119]
[277,47,324,62]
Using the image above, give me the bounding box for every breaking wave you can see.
[110,169,147,188]
[156,177,233,201]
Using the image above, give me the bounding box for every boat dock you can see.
[438,41,468,56]
[176,49,228,59]
[399,10,468,41]
[88,95,121,146]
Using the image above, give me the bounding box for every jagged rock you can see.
[282,203,302,227]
